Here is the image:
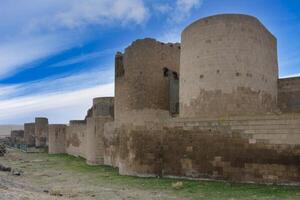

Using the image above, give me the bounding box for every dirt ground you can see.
[0,149,185,200]
[0,148,300,200]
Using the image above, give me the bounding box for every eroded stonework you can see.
[180,14,278,118]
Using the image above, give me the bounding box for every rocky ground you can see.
[0,148,300,200]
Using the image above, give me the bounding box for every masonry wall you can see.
[48,124,66,154]
[180,14,278,118]
[278,77,300,112]
[24,123,35,146]
[35,118,48,148]
[118,114,300,184]
[103,121,119,168]
[66,120,87,158]
[10,130,24,145]
[86,97,114,165]
[115,38,181,124]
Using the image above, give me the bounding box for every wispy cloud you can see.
[154,0,203,42]
[0,0,148,80]
[152,0,203,24]
[0,34,77,79]
[172,0,203,23]
[48,48,119,68]
[25,0,148,31]
[0,67,114,100]
[280,73,300,79]
[0,67,114,124]
[0,83,114,124]
[158,28,181,43]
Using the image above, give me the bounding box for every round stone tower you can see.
[115,38,180,124]
[180,14,278,118]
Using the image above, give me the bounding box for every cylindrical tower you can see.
[115,38,180,124]
[35,117,49,147]
[86,97,114,165]
[24,123,35,146]
[180,14,278,118]
[48,124,66,154]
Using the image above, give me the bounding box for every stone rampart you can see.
[48,124,67,154]
[118,114,300,184]
[278,77,300,112]
[65,120,87,158]
[24,123,35,146]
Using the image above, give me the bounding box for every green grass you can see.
[40,153,300,200]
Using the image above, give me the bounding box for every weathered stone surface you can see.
[278,77,300,112]
[86,97,114,165]
[48,124,66,154]
[24,123,35,147]
[114,38,180,124]
[35,118,48,148]
[118,114,300,184]
[65,120,87,158]
[103,121,119,168]
[10,130,24,145]
[180,14,278,118]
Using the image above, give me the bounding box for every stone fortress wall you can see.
[48,124,67,154]
[65,120,87,158]
[24,123,35,146]
[10,130,24,145]
[86,97,114,165]
[278,77,300,112]
[35,117,48,148]
[13,14,300,185]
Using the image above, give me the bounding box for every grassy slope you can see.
[43,153,300,200]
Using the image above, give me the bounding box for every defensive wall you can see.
[48,124,67,154]
[35,117,48,148]
[24,123,35,147]
[65,120,87,158]
[86,97,114,165]
[10,130,24,145]
[278,77,300,112]
[11,14,300,185]
[118,114,300,184]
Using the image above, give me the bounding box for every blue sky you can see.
[0,0,300,124]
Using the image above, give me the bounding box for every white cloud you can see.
[0,67,114,124]
[25,0,148,31]
[0,33,78,79]
[0,67,114,99]
[158,28,181,43]
[170,0,203,23]
[0,0,148,79]
[0,83,114,124]
[151,0,203,24]
[48,48,119,68]
[280,73,300,79]
[152,3,172,14]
